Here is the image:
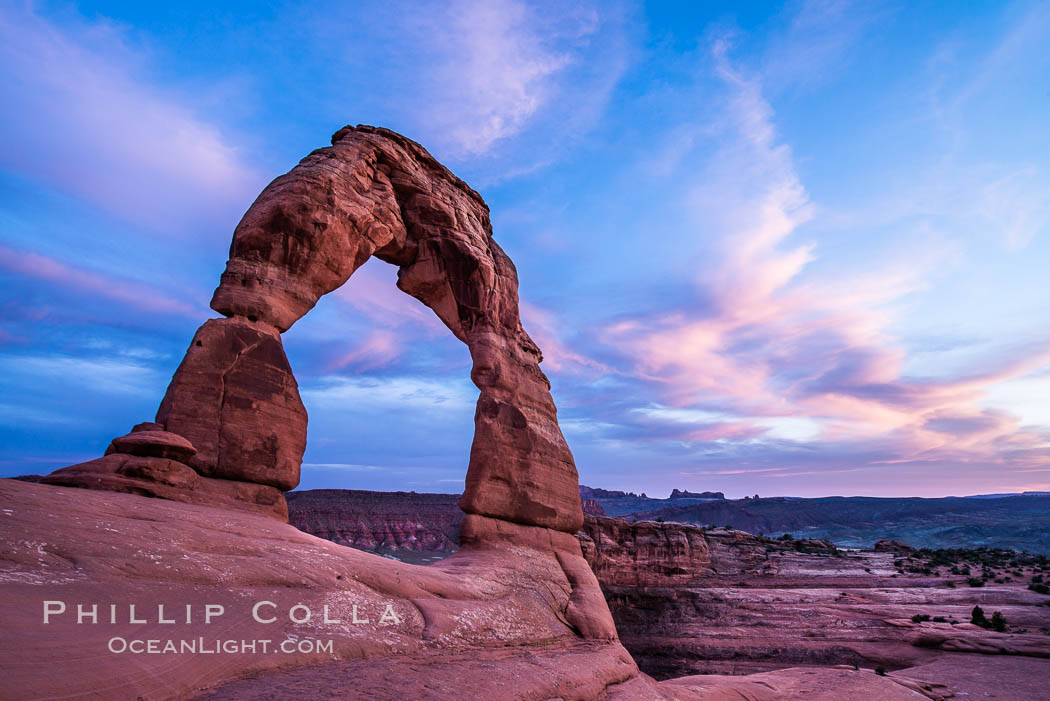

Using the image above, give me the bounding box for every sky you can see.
[1,0,1049,499]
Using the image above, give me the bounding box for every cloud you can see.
[301,463,383,471]
[333,0,632,165]
[520,301,609,375]
[760,0,882,92]
[301,375,476,412]
[974,167,1050,251]
[421,0,577,156]
[325,329,402,372]
[0,353,162,397]
[589,39,1050,481]
[332,258,445,333]
[0,5,261,232]
[0,244,203,318]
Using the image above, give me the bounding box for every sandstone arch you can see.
[49,126,583,535]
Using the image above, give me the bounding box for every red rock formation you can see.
[582,498,607,517]
[24,127,625,697]
[203,125,583,532]
[579,515,711,587]
[43,421,288,519]
[583,518,1050,684]
[280,490,1050,689]
[0,479,623,699]
[875,539,917,554]
[156,317,306,490]
[42,125,583,533]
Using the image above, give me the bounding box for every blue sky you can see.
[2,0,1049,498]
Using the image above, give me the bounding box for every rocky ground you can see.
[288,489,1050,699]
[589,520,1050,679]
[1,478,964,700]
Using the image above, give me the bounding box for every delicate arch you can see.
[156,126,583,533]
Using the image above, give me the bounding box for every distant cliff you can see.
[287,489,462,553]
[578,515,711,587]
[579,484,725,516]
[625,494,1050,554]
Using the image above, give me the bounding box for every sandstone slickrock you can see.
[0,480,619,699]
[281,489,1050,692]
[42,453,288,520]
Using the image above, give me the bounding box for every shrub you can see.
[971,605,989,627]
[991,611,1007,632]
[1029,583,1050,595]
[875,667,886,676]
[911,614,931,623]
[968,577,985,587]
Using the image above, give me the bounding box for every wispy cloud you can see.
[332,0,632,166]
[0,5,260,232]
[0,244,203,318]
[301,463,383,471]
[520,301,609,375]
[0,353,162,397]
[301,375,476,412]
[586,38,1050,481]
[418,0,577,156]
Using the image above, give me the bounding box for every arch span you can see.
[156,126,583,533]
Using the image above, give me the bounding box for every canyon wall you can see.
[287,489,463,554]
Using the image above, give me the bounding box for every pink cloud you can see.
[326,329,402,372]
[332,259,446,333]
[0,245,202,318]
[0,6,261,233]
[596,43,1050,477]
[520,301,610,375]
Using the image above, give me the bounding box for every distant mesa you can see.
[579,485,726,501]
[669,488,726,500]
[580,485,645,499]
